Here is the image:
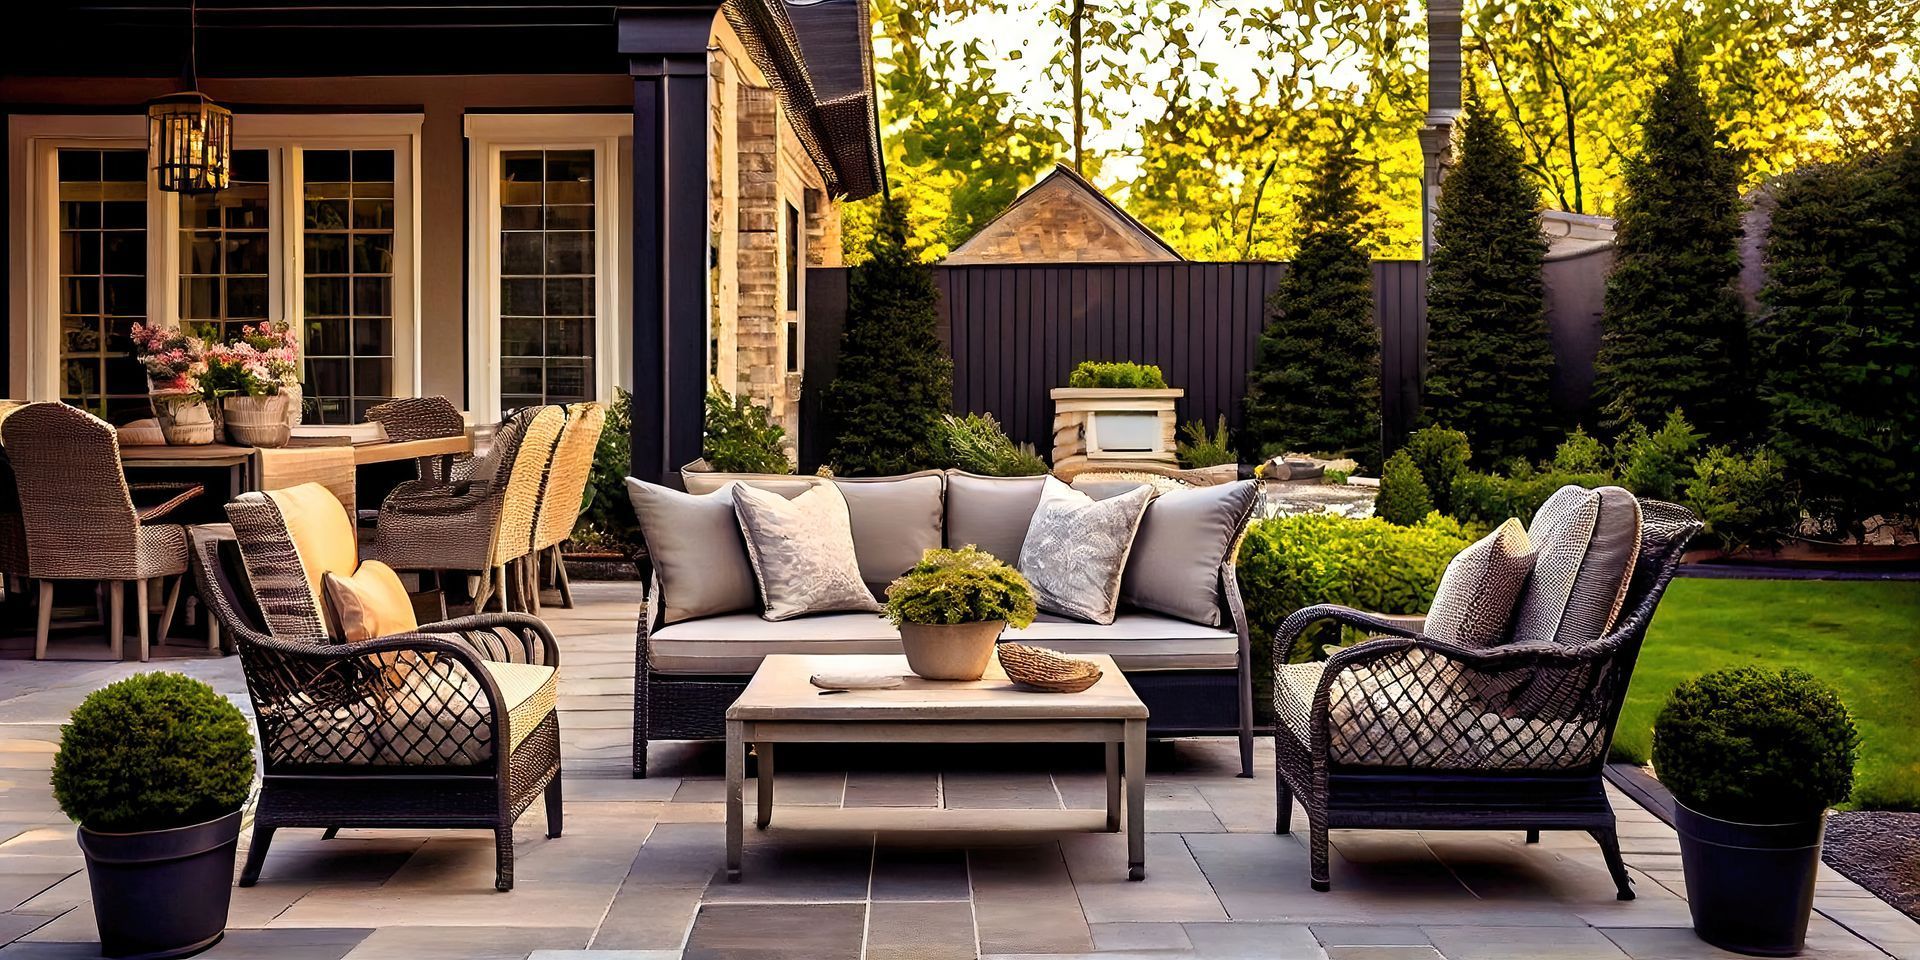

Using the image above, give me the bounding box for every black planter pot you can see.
[1674,801,1825,957]
[77,809,242,960]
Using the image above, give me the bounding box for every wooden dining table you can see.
[120,433,473,511]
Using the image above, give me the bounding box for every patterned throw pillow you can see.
[1423,518,1535,647]
[1016,478,1154,624]
[732,483,882,622]
[1511,485,1643,648]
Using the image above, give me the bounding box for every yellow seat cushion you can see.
[322,560,420,643]
[484,660,559,754]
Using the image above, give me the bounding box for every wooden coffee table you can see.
[724,653,1150,881]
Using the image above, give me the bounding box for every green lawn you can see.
[1614,577,1920,811]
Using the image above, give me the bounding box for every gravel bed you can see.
[1823,811,1920,921]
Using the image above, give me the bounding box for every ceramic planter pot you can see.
[222,394,291,448]
[899,621,1004,680]
[1675,800,1825,956]
[78,808,241,959]
[151,393,215,445]
[280,381,304,429]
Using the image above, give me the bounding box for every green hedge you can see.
[1236,512,1471,715]
[1068,360,1167,389]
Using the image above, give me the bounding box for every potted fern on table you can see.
[52,673,255,959]
[883,547,1037,681]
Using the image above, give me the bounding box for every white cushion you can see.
[648,611,1238,675]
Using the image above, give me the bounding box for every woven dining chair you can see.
[373,405,566,614]
[2,403,201,660]
[528,402,605,610]
[366,395,472,484]
[208,485,562,891]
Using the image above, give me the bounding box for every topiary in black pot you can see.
[53,673,255,959]
[1654,667,1858,957]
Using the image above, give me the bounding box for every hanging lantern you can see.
[147,0,229,193]
[148,90,232,193]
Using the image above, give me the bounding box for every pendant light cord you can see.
[188,0,199,88]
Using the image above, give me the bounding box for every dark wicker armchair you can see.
[202,490,564,891]
[1271,499,1700,900]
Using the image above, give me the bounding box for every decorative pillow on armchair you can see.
[732,483,881,621]
[1016,477,1153,624]
[321,561,420,643]
[1423,518,1535,647]
[1512,485,1643,648]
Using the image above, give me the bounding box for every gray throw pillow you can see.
[732,483,882,621]
[1119,480,1259,626]
[1512,485,1642,648]
[624,478,757,625]
[1017,478,1154,625]
[1424,517,1536,647]
[834,472,946,596]
[944,471,1049,564]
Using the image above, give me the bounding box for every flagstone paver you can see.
[1,582,1913,959]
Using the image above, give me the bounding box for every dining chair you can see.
[366,395,472,484]
[373,405,566,614]
[528,402,605,610]
[2,403,201,660]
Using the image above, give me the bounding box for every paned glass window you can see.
[57,148,149,423]
[178,148,270,343]
[303,148,394,423]
[499,148,595,409]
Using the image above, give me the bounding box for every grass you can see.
[1613,577,1920,811]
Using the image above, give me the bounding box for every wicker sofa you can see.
[631,469,1258,778]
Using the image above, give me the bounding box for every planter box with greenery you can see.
[53,673,255,959]
[1654,667,1859,956]
[883,546,1037,681]
[1052,361,1185,477]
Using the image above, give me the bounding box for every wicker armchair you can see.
[1271,499,1701,900]
[373,405,566,613]
[207,489,563,891]
[529,402,606,610]
[3,403,200,660]
[366,395,472,484]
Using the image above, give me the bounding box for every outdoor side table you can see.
[724,653,1150,881]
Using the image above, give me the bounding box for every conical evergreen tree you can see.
[1757,128,1920,535]
[1242,139,1381,467]
[1593,46,1752,443]
[825,196,954,475]
[1422,96,1557,466]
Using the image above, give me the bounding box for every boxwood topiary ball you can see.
[52,672,255,833]
[1653,667,1858,824]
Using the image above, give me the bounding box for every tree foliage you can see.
[1757,129,1920,535]
[1593,47,1752,443]
[1242,141,1381,465]
[1423,97,1558,465]
[826,198,955,475]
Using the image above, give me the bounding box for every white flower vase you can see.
[152,392,216,445]
[223,394,292,448]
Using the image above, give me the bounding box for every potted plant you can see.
[202,333,296,447]
[883,546,1037,681]
[1654,667,1859,956]
[1051,361,1185,478]
[52,673,256,959]
[130,323,215,445]
[233,321,304,429]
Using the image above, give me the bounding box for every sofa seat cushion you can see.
[648,612,1238,675]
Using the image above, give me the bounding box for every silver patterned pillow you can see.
[1424,518,1535,647]
[1017,478,1154,624]
[732,483,882,622]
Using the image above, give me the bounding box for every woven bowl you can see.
[998,643,1102,693]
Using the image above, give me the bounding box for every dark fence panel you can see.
[802,261,1427,471]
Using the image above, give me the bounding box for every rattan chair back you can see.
[367,396,465,442]
[531,402,605,553]
[2,403,144,580]
[489,405,566,566]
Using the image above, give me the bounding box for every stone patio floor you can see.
[1,582,1915,960]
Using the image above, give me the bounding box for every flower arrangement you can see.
[200,321,299,399]
[129,322,209,395]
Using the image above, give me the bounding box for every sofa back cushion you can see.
[681,469,824,499]
[944,471,1048,564]
[1512,485,1642,648]
[834,471,946,595]
[625,477,758,624]
[1120,480,1259,627]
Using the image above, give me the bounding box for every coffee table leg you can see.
[1125,719,1145,880]
[756,742,774,830]
[1105,741,1121,832]
[725,720,744,882]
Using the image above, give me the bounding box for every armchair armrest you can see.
[415,612,561,667]
[1272,604,1428,672]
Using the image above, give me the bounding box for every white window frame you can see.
[464,112,631,422]
[8,113,423,408]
